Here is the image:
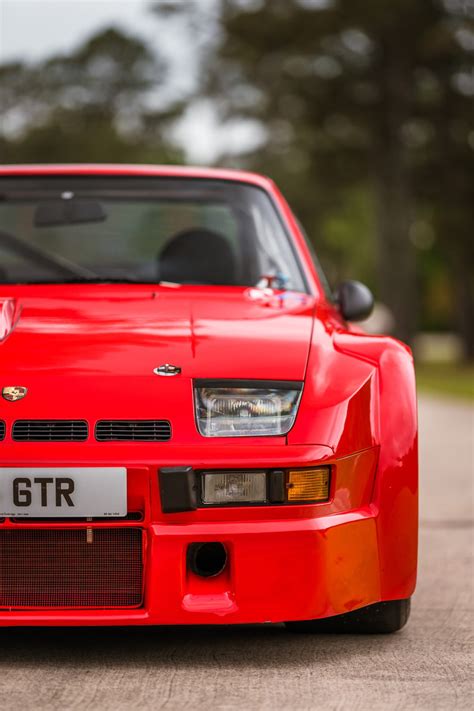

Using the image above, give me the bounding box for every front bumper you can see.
[0,443,413,626]
[1,510,380,626]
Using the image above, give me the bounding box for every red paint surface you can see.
[0,165,418,625]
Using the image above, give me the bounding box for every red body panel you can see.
[0,164,418,626]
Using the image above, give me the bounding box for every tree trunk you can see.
[437,81,474,363]
[456,265,474,361]
[373,32,418,347]
[374,151,417,346]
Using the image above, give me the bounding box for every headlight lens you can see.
[194,381,303,437]
[202,471,267,504]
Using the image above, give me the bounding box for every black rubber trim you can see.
[269,470,286,503]
[194,379,303,390]
[9,512,143,523]
[159,467,198,513]
[285,599,411,634]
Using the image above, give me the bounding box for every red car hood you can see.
[0,285,315,382]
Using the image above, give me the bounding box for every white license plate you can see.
[0,467,127,517]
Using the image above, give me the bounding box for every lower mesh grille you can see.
[0,528,143,608]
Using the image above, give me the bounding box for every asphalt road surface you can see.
[0,395,472,711]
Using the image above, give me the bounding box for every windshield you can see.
[0,176,307,292]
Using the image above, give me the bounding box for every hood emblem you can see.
[153,364,181,377]
[2,386,28,402]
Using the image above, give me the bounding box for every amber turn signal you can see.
[286,467,330,502]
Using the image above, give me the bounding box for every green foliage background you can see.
[0,1,472,357]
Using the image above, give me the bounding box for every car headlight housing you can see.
[194,380,303,437]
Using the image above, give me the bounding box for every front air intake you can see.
[0,421,5,441]
[95,420,172,442]
[187,542,228,578]
[12,420,88,442]
[0,528,144,608]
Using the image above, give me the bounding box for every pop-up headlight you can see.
[194,380,303,438]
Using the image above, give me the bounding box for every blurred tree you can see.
[0,27,183,165]
[415,42,474,357]
[1,6,472,355]
[152,0,473,352]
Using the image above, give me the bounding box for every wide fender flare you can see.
[334,332,418,600]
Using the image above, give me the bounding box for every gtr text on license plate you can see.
[0,467,127,517]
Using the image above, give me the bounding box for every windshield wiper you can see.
[0,229,100,279]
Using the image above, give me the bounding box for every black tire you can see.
[285,598,411,634]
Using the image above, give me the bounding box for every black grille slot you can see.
[96,420,172,442]
[0,421,5,441]
[12,420,88,442]
[10,512,143,524]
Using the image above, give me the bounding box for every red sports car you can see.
[0,165,417,632]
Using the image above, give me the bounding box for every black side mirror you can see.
[335,280,374,322]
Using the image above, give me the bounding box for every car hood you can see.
[0,286,315,382]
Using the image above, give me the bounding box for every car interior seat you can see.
[158,228,238,285]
